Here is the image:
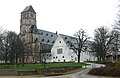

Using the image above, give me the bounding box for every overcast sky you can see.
[0,0,118,37]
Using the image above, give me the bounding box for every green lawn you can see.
[0,62,87,69]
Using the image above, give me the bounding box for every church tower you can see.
[20,5,37,44]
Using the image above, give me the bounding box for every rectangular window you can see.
[57,48,62,54]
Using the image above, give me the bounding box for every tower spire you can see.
[21,5,36,14]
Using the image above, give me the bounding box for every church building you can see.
[19,5,58,63]
[19,5,96,63]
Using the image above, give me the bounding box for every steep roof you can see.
[60,34,78,48]
[60,34,92,51]
[36,29,58,45]
[21,5,36,14]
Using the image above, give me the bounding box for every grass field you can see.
[0,62,87,69]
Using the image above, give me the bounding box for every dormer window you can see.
[70,44,73,47]
[46,34,48,36]
[67,41,69,43]
[51,35,53,37]
[41,32,43,35]
[47,40,50,43]
[52,41,55,44]
[65,37,67,39]
[42,39,44,41]
[56,56,58,58]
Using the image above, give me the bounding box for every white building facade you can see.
[51,34,97,62]
[51,35,78,62]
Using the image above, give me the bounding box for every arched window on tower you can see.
[27,13,29,17]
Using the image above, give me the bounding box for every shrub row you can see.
[88,67,120,77]
[17,66,81,76]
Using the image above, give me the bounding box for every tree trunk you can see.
[78,51,81,63]
[5,52,8,63]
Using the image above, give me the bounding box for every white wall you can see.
[51,35,97,63]
[80,51,97,62]
[51,35,78,62]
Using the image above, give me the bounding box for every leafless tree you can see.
[91,26,117,61]
[0,31,25,64]
[0,27,4,62]
[15,36,25,66]
[72,29,90,63]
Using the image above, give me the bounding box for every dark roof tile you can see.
[21,5,36,14]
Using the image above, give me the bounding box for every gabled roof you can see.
[21,5,36,14]
[59,34,92,51]
[60,34,78,48]
[36,29,58,45]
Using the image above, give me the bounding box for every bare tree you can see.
[0,27,4,62]
[91,26,117,61]
[0,31,25,64]
[15,36,25,66]
[7,31,18,64]
[72,29,90,63]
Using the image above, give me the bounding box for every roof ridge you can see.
[59,34,76,39]
[38,29,57,35]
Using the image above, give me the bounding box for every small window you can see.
[53,57,55,59]
[70,44,73,47]
[51,35,53,37]
[67,41,69,43]
[58,60,60,61]
[71,56,73,58]
[47,40,50,43]
[65,37,67,39]
[41,32,43,35]
[64,59,65,62]
[56,56,58,59]
[27,13,29,17]
[46,34,48,36]
[57,48,62,54]
[62,56,64,58]
[52,41,55,44]
[59,41,61,43]
[42,39,44,41]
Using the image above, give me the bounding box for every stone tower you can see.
[20,5,37,44]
